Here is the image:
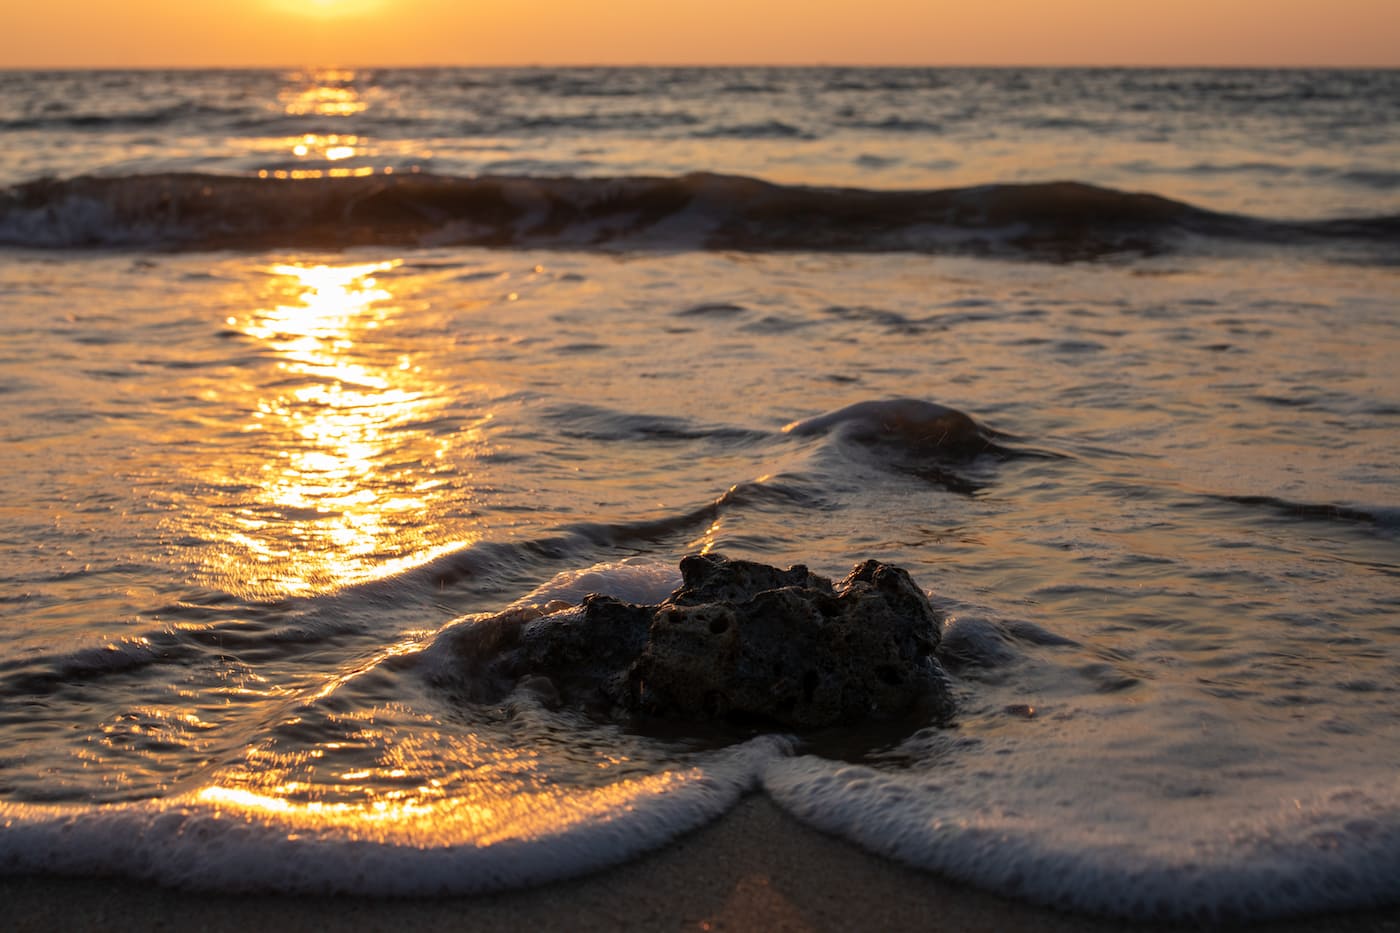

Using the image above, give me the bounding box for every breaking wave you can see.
[2,172,1395,259]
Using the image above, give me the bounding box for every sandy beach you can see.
[5,795,1398,933]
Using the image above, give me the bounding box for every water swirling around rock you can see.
[435,554,956,745]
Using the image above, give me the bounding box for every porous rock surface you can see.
[449,553,953,729]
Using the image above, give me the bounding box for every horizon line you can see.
[3,61,1398,72]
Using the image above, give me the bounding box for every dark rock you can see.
[447,595,650,716]
[667,553,832,606]
[445,553,953,730]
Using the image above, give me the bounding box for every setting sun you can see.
[268,0,387,18]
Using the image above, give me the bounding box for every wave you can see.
[1210,494,1400,532]
[541,402,772,444]
[4,528,1398,919]
[0,739,779,896]
[0,480,821,701]
[692,120,814,139]
[0,102,252,132]
[2,726,1398,921]
[0,396,1012,703]
[764,760,1400,923]
[2,172,1395,259]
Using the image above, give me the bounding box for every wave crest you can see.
[3,172,1393,258]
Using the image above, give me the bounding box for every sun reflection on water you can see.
[194,767,701,846]
[260,69,424,179]
[280,69,368,117]
[290,133,360,161]
[191,712,695,847]
[196,260,478,597]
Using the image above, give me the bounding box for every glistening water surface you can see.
[4,67,1397,218]
[1,66,1398,923]
[2,247,1397,919]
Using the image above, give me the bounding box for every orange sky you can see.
[3,0,1397,68]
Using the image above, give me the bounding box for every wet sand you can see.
[5,795,1398,933]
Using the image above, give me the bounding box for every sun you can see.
[268,0,387,19]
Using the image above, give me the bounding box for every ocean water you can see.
[1,67,1398,922]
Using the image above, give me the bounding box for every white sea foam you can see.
[5,730,1397,921]
[506,557,682,609]
[762,756,1400,923]
[0,736,787,895]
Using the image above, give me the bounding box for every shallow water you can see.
[1,67,1399,922]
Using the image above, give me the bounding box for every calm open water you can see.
[1,67,1398,922]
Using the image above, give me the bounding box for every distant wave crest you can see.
[1,172,1396,258]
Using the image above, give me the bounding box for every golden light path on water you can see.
[264,70,413,179]
[280,68,368,118]
[162,257,703,839]
[192,769,703,846]
[195,260,479,597]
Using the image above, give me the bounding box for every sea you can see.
[0,67,1397,923]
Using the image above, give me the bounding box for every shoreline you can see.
[5,795,1398,933]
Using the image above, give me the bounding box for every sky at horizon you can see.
[3,0,1397,69]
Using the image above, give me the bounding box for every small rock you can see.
[447,553,954,730]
